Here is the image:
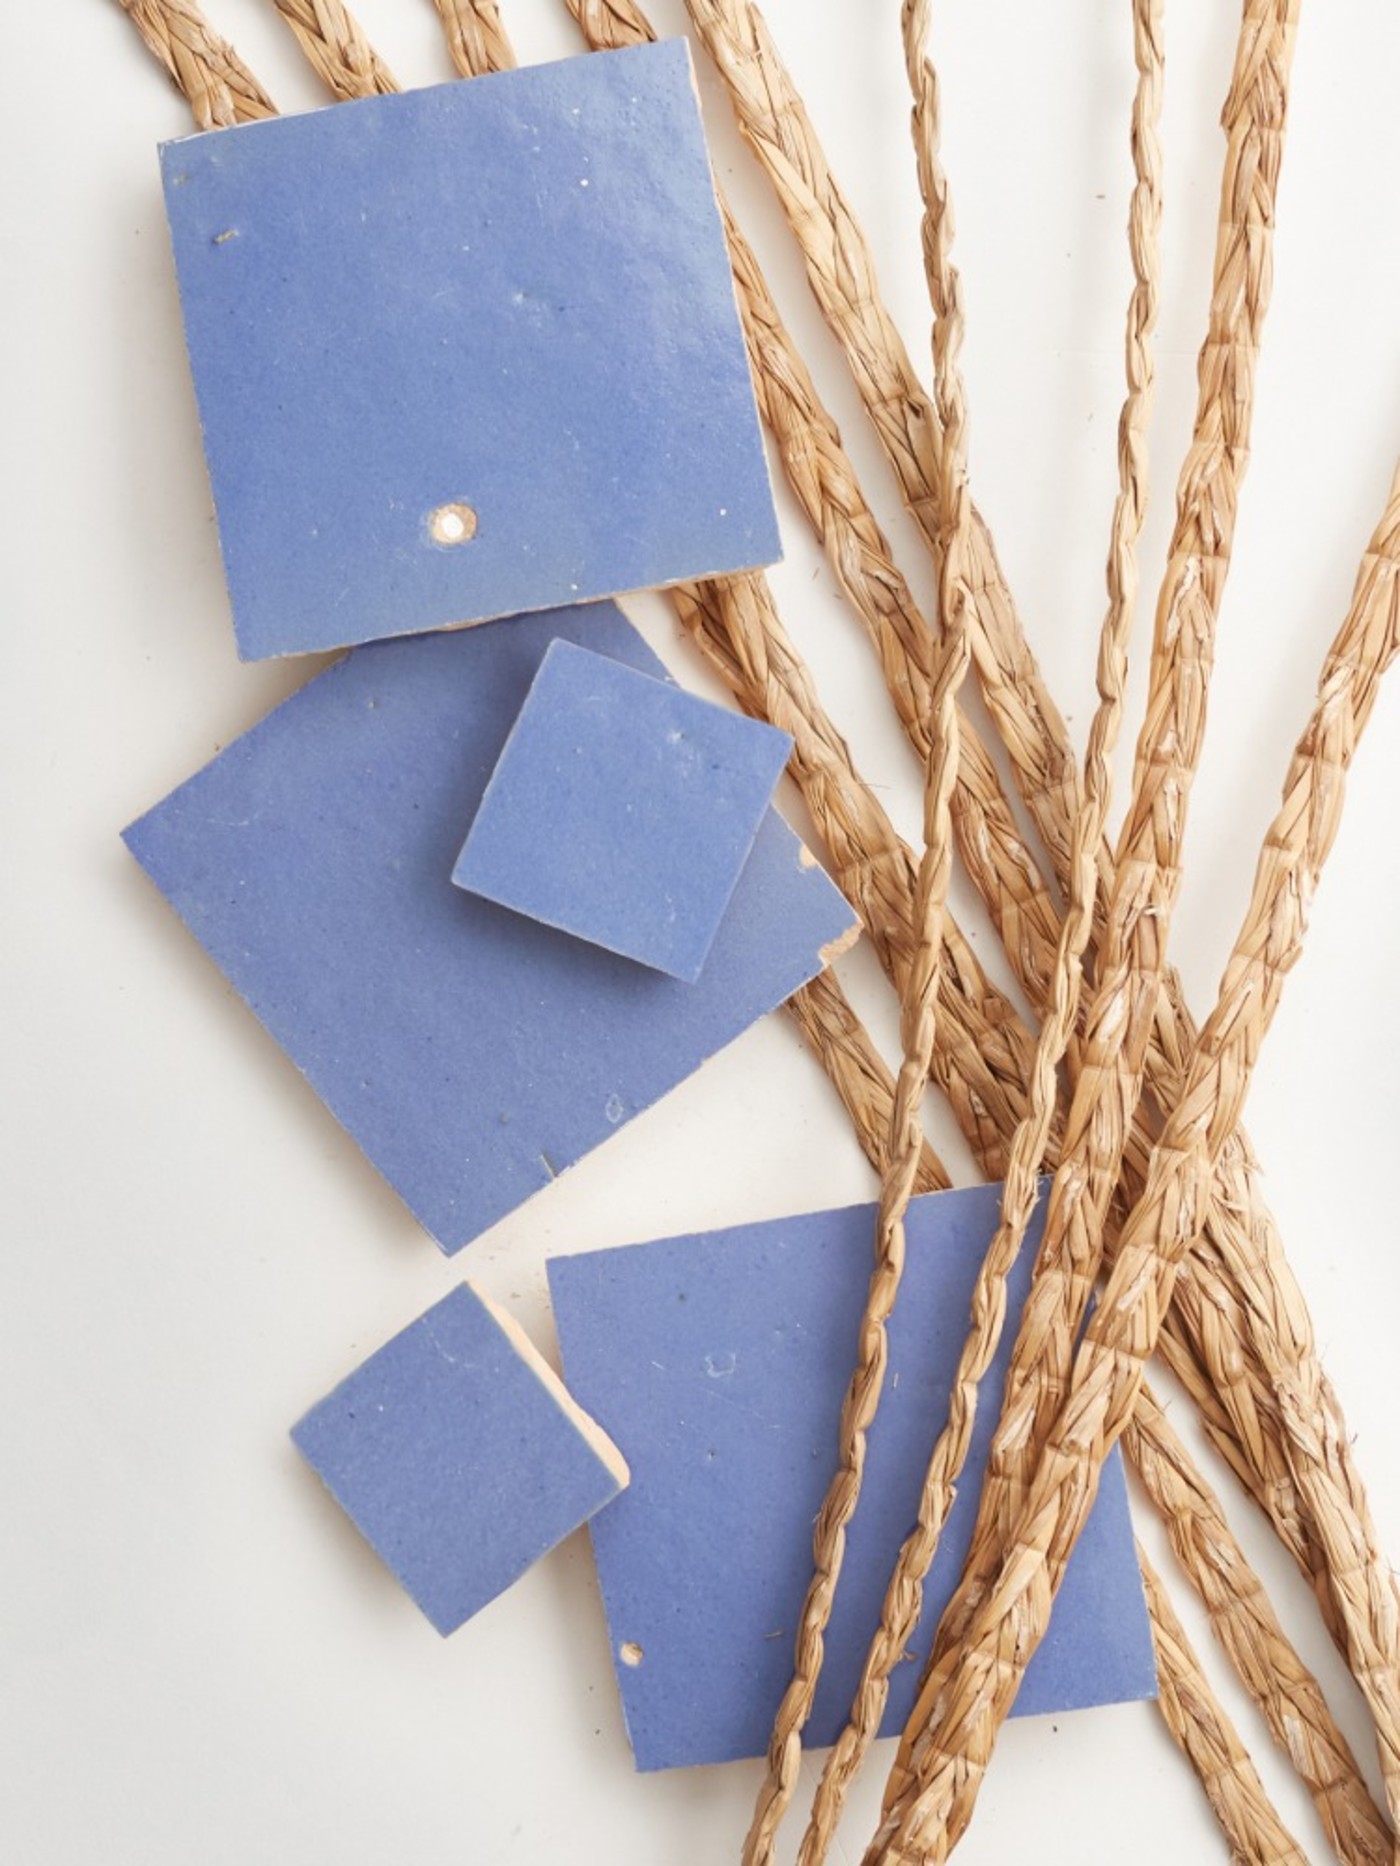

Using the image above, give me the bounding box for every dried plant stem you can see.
[797,923,1392,1865]
[874,469,1400,1861]
[561,0,1068,1041]
[266,0,397,98]
[675,0,1392,1688]
[742,9,980,1846]
[431,0,515,77]
[561,4,1375,1717]
[792,7,1162,1855]
[1127,1386,1395,1865]
[111,0,275,126]
[1139,1547,1311,1866]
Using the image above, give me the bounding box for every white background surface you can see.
[5,3,1399,1861]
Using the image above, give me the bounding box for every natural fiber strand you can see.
[1127,1386,1395,1865]
[265,0,397,98]
[792,7,1162,1854]
[560,0,1069,1039]
[111,0,275,126]
[562,2,1365,1704]
[672,0,1370,1678]
[873,466,1400,1861]
[791,910,1392,1866]
[431,0,515,77]
[1138,1547,1311,1866]
[741,5,981,1846]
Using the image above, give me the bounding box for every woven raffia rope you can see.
[741,0,980,1852]
[786,923,1393,1864]
[113,0,275,126]
[873,468,1400,1861]
[787,8,1162,1857]
[1137,1547,1310,1866]
[1127,1386,1395,1864]
[266,0,397,98]
[431,0,515,78]
[676,3,1400,1727]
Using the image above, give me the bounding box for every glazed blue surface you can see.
[454,640,792,981]
[292,1283,625,1635]
[122,604,855,1253]
[549,1181,1158,1772]
[159,41,781,660]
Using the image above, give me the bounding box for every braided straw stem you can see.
[793,9,1162,1855]
[112,0,275,126]
[886,11,1304,1785]
[266,0,397,98]
[562,0,1067,1038]
[431,0,515,78]
[1127,1386,1395,1864]
[741,6,979,1851]
[1138,1547,1311,1866]
[874,467,1400,1862]
[569,4,1392,1730]
[675,0,1395,1718]
[792,902,1392,1864]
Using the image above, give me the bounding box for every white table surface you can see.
[5,3,1398,1860]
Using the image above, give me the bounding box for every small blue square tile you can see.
[159,40,781,660]
[292,1283,629,1635]
[453,640,793,981]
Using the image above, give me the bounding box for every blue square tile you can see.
[292,1283,629,1635]
[159,41,781,660]
[547,1181,1158,1771]
[122,604,856,1253]
[453,640,793,981]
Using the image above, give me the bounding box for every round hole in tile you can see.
[428,501,478,545]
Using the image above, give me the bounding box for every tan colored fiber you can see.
[1127,1386,1395,1865]
[792,8,1163,1855]
[112,0,275,127]
[561,0,1068,1034]
[1138,1547,1311,1866]
[670,11,1388,1714]
[559,9,1372,1712]
[266,0,397,98]
[873,466,1400,1861]
[785,913,1392,1866]
[741,0,980,1850]
[431,0,515,76]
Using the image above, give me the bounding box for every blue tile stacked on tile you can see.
[128,36,1157,1766]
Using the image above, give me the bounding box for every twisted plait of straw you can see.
[562,0,1068,1041]
[1126,1386,1395,1865]
[114,0,275,127]
[673,5,1363,1678]
[266,0,397,99]
[1137,1547,1310,1866]
[431,0,516,78]
[919,0,1303,1672]
[783,905,1393,1864]
[875,463,1400,1862]
[791,9,1163,1857]
[740,0,980,1854]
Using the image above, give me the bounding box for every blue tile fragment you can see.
[454,640,793,982]
[292,1283,629,1635]
[547,1181,1158,1772]
[122,604,857,1253]
[159,41,781,660]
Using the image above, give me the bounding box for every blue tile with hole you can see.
[453,640,793,981]
[292,1282,630,1635]
[159,40,781,660]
